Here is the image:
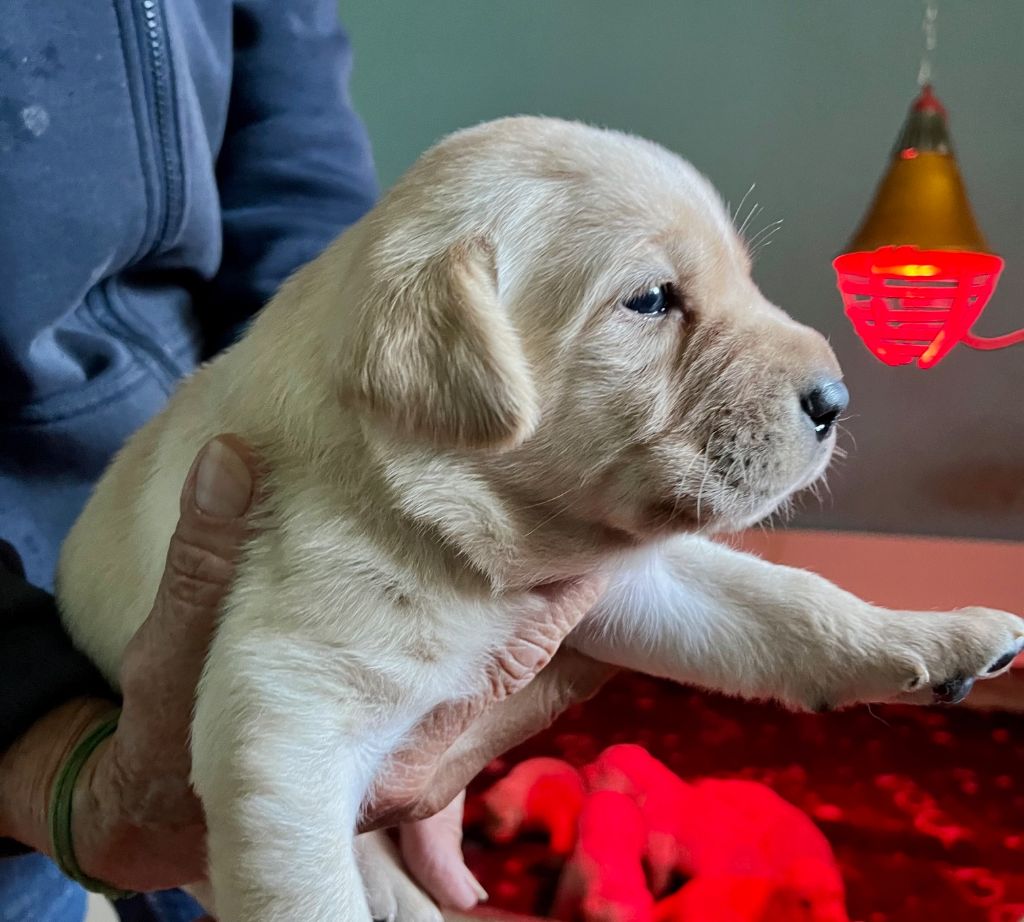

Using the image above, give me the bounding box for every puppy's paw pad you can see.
[932,673,975,705]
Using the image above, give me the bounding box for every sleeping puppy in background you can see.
[57,117,1024,922]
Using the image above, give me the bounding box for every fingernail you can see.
[194,439,253,517]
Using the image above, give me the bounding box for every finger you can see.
[360,578,607,830]
[129,436,257,660]
[530,574,609,635]
[400,793,487,911]
[117,436,259,737]
[430,650,616,803]
[486,575,608,702]
[159,434,258,628]
[418,575,608,753]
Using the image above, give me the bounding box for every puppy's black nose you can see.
[800,379,848,441]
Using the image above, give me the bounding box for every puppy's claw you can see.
[983,636,1024,677]
[933,674,974,705]
[986,650,1018,675]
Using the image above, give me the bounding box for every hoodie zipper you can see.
[104,0,188,389]
[139,0,183,251]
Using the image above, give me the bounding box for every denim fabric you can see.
[0,854,85,922]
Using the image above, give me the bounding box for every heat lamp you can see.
[832,6,1024,369]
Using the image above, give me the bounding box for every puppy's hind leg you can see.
[357,830,444,922]
[192,635,381,922]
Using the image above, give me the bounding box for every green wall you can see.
[341,1,1024,541]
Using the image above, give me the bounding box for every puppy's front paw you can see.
[911,607,1024,704]
[355,831,443,922]
[840,606,1024,709]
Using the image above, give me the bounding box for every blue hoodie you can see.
[1,0,378,592]
[1,4,375,915]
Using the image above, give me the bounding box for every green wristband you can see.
[49,708,138,901]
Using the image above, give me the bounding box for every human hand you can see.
[0,435,259,895]
[361,579,613,834]
[1,433,615,908]
[360,579,617,911]
[69,434,260,891]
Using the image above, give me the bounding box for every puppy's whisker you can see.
[747,219,784,248]
[751,227,783,248]
[763,496,793,531]
[510,483,583,513]
[730,182,757,226]
[669,449,706,522]
[695,452,714,528]
[736,202,763,239]
[521,485,590,538]
[714,454,745,518]
[748,223,784,263]
[866,704,891,727]
[677,447,708,495]
[754,231,781,249]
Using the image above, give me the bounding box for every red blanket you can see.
[462,673,1024,922]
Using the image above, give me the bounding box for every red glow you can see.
[483,745,848,922]
[912,84,947,116]
[833,246,1007,368]
[464,673,1024,920]
[481,757,585,858]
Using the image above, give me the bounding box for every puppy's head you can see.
[336,117,844,538]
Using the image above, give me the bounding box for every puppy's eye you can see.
[622,284,675,316]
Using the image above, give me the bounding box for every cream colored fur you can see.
[57,118,1023,921]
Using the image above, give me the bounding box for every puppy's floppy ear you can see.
[337,239,538,451]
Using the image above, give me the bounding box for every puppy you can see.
[57,117,1023,921]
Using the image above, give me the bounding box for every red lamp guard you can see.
[962,327,1024,351]
[834,246,1024,369]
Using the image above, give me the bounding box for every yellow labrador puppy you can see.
[57,118,1023,921]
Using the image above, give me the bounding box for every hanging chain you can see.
[917,1,939,87]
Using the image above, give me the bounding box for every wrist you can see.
[49,709,138,898]
[70,714,208,892]
[0,698,116,852]
[68,729,134,889]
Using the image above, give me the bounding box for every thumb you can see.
[119,435,259,704]
[158,435,257,629]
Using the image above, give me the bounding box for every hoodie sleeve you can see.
[0,543,114,759]
[201,0,378,351]
[0,542,115,856]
